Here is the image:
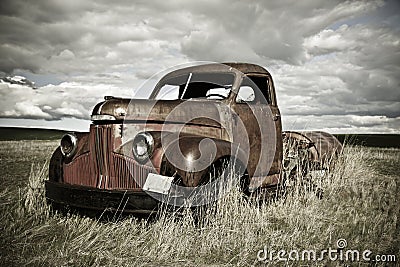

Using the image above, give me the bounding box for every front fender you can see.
[49,147,63,182]
[160,134,247,187]
[49,132,90,182]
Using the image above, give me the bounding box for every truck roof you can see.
[160,63,271,80]
[222,62,271,75]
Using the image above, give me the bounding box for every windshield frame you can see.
[149,70,240,101]
[149,71,236,100]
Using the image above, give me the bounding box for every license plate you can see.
[143,173,174,194]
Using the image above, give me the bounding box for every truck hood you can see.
[92,97,228,128]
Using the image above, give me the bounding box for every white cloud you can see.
[273,21,400,121]
[5,101,52,119]
[282,114,400,134]
[0,81,136,121]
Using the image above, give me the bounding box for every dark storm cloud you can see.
[180,0,383,64]
[0,0,383,73]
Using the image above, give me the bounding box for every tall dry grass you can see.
[0,141,398,266]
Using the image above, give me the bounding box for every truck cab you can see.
[45,63,341,213]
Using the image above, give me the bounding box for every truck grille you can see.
[63,124,155,190]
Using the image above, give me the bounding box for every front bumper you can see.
[45,180,163,214]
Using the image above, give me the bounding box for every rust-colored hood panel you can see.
[92,98,226,128]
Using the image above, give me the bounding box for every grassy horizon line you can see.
[0,126,398,147]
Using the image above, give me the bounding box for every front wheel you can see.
[202,157,248,188]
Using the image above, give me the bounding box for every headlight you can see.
[60,134,78,158]
[132,132,154,163]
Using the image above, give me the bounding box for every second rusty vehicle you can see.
[45,63,342,214]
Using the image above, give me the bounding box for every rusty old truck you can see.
[45,63,342,213]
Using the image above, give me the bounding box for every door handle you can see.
[273,114,280,121]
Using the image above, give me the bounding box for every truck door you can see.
[230,74,282,178]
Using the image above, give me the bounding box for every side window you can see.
[236,86,255,103]
[237,75,271,104]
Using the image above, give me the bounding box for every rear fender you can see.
[283,131,342,169]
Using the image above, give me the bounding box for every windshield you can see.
[151,72,234,100]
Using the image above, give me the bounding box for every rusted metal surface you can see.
[283,131,342,168]
[300,131,342,165]
[89,63,282,184]
[62,124,156,190]
[46,62,341,213]
[45,180,161,214]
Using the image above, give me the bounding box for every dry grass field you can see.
[0,140,399,266]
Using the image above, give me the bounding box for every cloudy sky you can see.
[0,0,399,133]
